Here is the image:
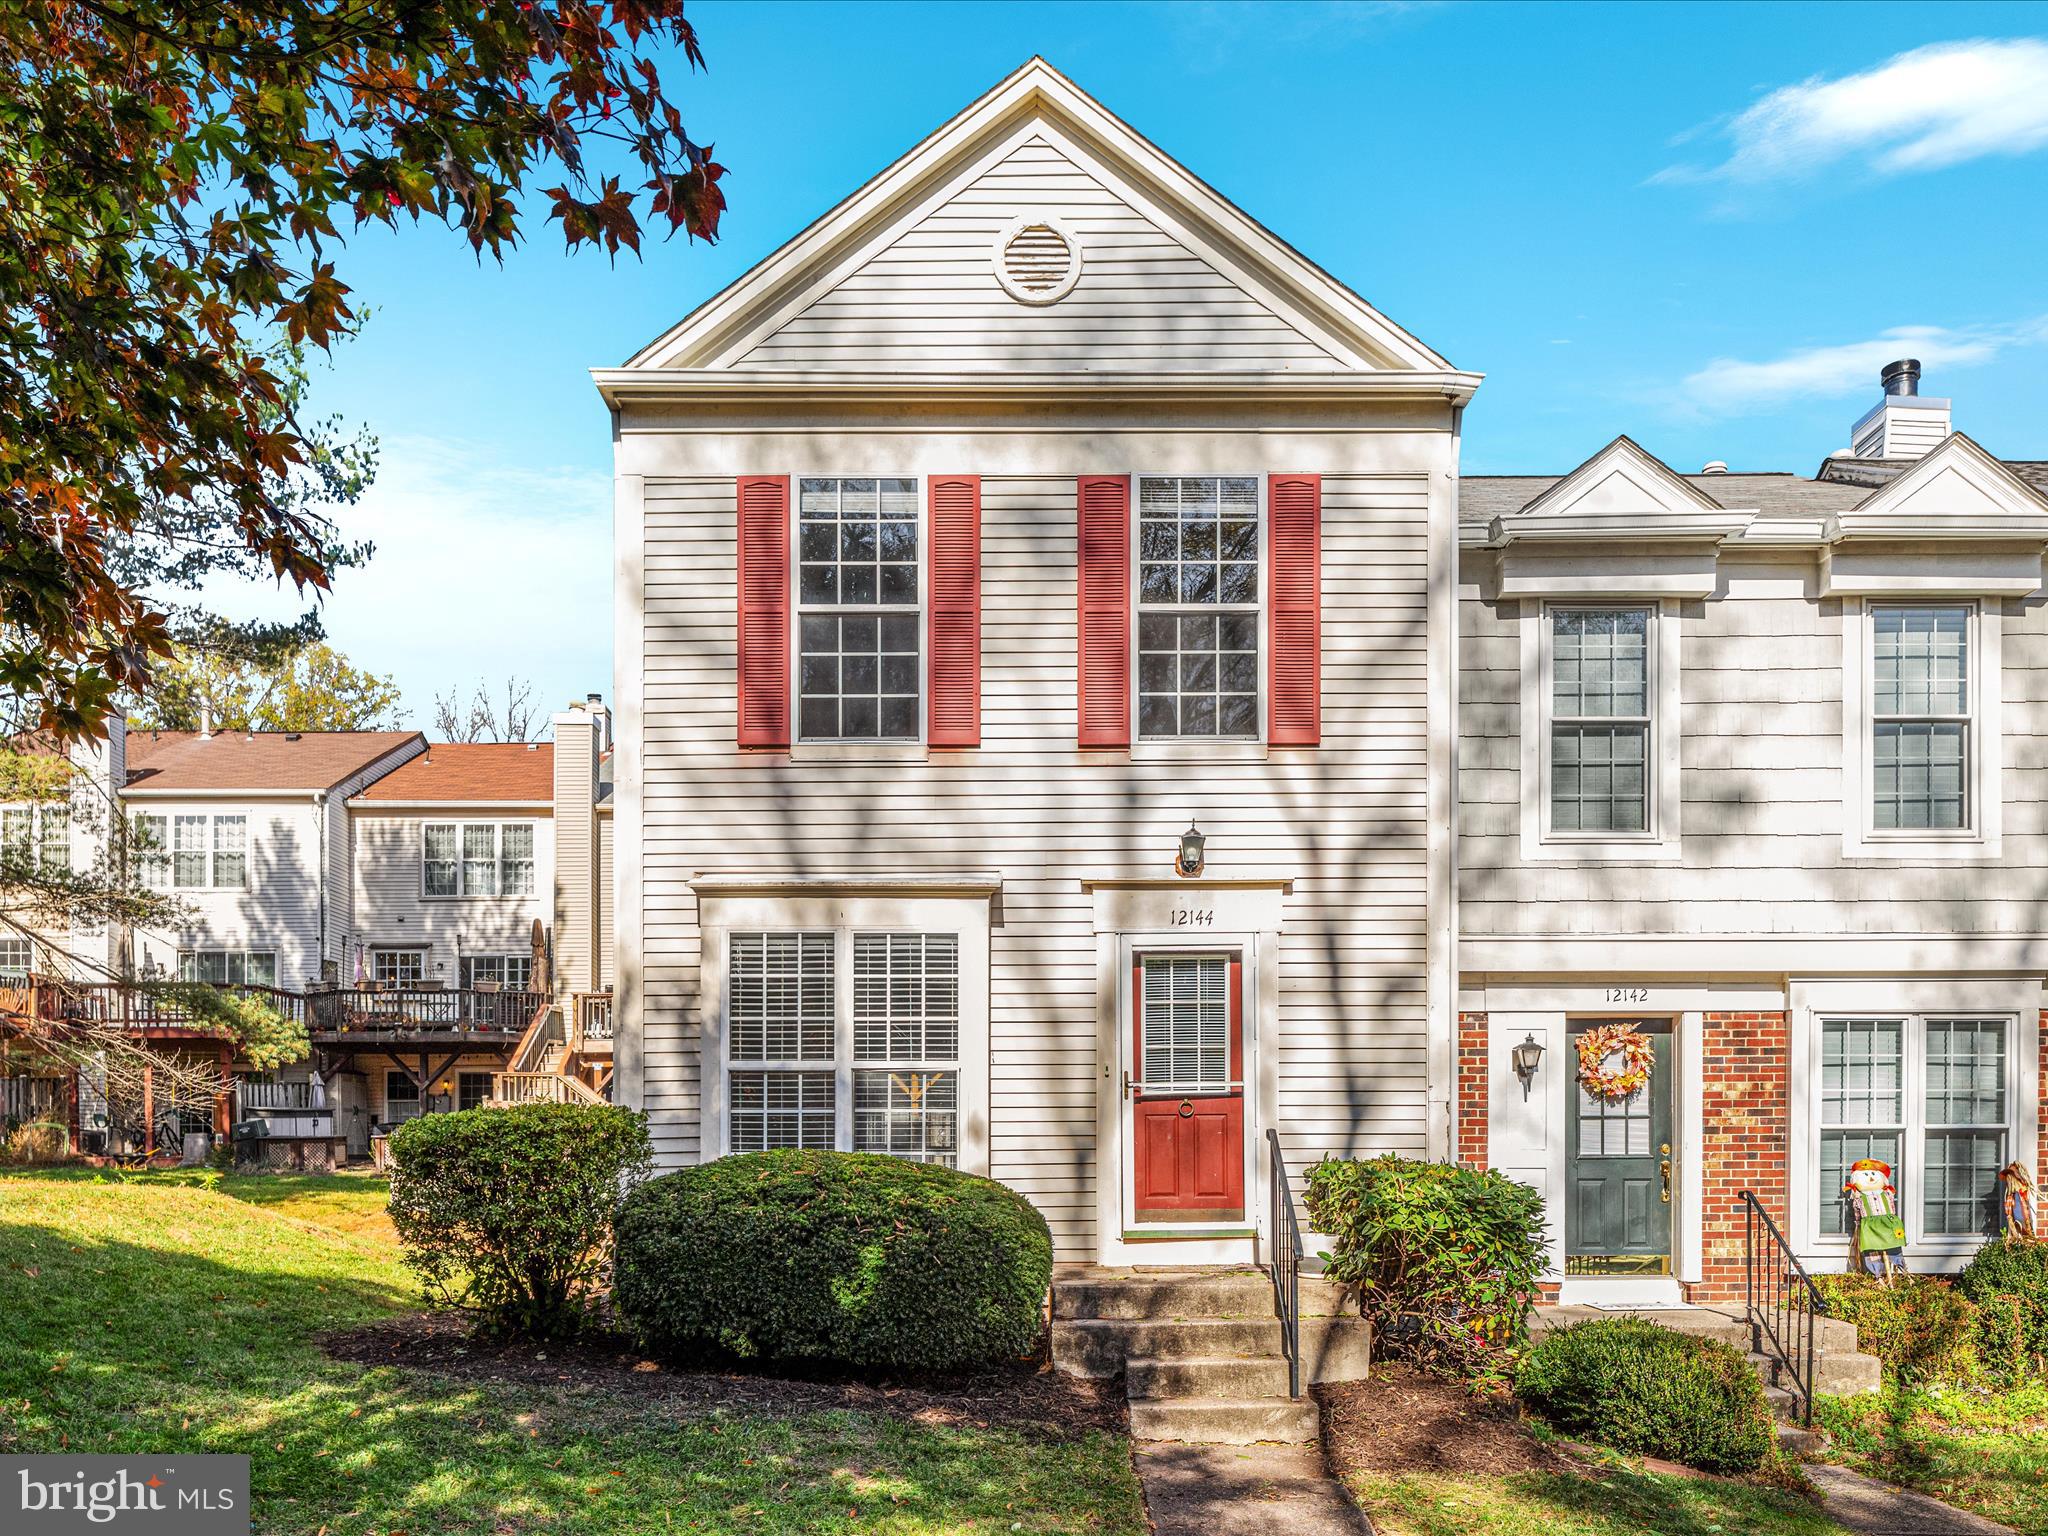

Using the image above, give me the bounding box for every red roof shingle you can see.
[123,730,424,792]
[351,741,555,804]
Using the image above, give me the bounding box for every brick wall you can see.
[1457,1011,1489,1169]
[2039,1010,2046,1206]
[1696,1011,1790,1300]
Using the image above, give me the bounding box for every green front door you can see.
[1566,1021,1674,1275]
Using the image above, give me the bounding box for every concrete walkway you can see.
[1133,1442,1373,1535]
[1806,1464,2018,1536]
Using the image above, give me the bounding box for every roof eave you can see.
[595,367,1484,409]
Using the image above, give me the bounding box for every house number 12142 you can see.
[1172,909,1215,927]
[1606,987,1649,1004]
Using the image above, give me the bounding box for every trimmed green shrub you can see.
[1515,1317,1773,1473]
[1814,1273,1980,1384]
[1958,1237,2048,1383]
[612,1150,1052,1372]
[388,1102,651,1339]
[1303,1154,1545,1382]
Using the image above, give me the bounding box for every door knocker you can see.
[1177,1099,1194,1119]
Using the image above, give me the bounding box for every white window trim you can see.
[1130,473,1268,750]
[1841,598,2001,859]
[419,820,538,899]
[698,893,990,1175]
[789,474,930,758]
[1789,977,2039,1264]
[1519,598,1682,862]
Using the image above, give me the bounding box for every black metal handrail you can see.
[1265,1128,1303,1399]
[1740,1189,1822,1425]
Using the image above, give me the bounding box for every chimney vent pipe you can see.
[1881,359,1921,397]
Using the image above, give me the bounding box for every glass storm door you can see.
[1566,1020,1674,1274]
[1131,953,1245,1224]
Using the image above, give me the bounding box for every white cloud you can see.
[1678,317,2048,415]
[197,435,613,727]
[1661,38,2048,183]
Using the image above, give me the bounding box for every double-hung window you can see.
[1,804,69,874]
[460,954,532,991]
[1818,1014,2011,1242]
[797,477,921,742]
[133,813,170,889]
[0,937,33,979]
[1871,605,1970,832]
[724,929,962,1166]
[1137,475,1260,739]
[168,813,246,888]
[422,822,535,897]
[1549,607,1651,835]
[180,949,278,987]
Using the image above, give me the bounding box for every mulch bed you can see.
[323,1311,1124,1441]
[1318,1367,1565,1478]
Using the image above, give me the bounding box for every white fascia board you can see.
[1462,933,2048,975]
[1830,511,2048,542]
[593,368,1484,409]
[617,58,1455,376]
[121,787,320,800]
[346,800,554,813]
[1491,509,1748,544]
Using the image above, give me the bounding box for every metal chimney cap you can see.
[1881,359,1922,397]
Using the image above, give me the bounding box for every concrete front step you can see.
[1751,1346,1883,1398]
[1128,1354,1295,1400]
[1053,1315,1372,1382]
[1127,1394,1322,1446]
[1053,1268,1359,1320]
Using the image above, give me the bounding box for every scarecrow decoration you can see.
[1999,1161,2038,1243]
[1844,1158,1908,1281]
[1575,1022,1654,1101]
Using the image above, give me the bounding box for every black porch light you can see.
[1175,821,1206,878]
[1512,1033,1546,1100]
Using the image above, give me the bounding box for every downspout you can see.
[1445,400,1465,1166]
[314,790,328,978]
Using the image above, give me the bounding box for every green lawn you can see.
[1818,1382,2048,1535]
[0,1168,1144,1536]
[1347,1455,1845,1536]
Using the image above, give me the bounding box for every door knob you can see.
[1660,1158,1672,1203]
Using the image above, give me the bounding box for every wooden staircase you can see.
[1051,1266,1371,1445]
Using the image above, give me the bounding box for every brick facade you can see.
[1457,1011,1489,1169]
[1696,1011,1791,1300]
[2039,1011,2046,1207]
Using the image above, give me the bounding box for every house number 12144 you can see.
[1172,909,1215,927]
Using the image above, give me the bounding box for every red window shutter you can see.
[1077,475,1132,747]
[735,475,790,749]
[927,475,982,747]
[1267,473,1321,746]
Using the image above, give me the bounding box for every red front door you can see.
[1132,952,1245,1224]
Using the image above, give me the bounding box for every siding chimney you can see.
[550,700,604,998]
[1850,359,1951,460]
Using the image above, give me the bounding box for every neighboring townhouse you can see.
[1456,365,2048,1299]
[122,725,427,987]
[603,59,1473,1266]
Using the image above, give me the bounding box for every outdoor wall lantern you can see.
[1512,1034,1546,1100]
[1176,821,1206,878]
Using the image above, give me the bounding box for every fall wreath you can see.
[1576,1022,1654,1101]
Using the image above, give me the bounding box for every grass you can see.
[0,1167,1144,1536]
[1347,1451,1844,1536]
[1818,1380,2048,1535]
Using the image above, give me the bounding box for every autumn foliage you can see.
[0,0,726,739]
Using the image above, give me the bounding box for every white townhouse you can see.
[120,725,427,988]
[603,59,1474,1266]
[1457,366,2048,1300]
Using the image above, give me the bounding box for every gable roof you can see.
[605,58,1472,398]
[1485,435,1748,544]
[123,730,423,793]
[351,742,555,805]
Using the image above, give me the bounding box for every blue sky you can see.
[219,1,2048,729]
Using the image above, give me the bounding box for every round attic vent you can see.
[994,216,1081,305]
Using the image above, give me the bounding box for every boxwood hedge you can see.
[1514,1317,1773,1473]
[612,1150,1052,1371]
[1958,1236,2048,1383]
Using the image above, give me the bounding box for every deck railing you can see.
[1741,1189,1822,1426]
[575,990,614,1042]
[309,988,541,1034]
[491,1071,603,1107]
[1265,1128,1304,1399]
[239,1078,322,1111]
[32,977,306,1028]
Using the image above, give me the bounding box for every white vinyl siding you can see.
[638,470,1434,1254]
[731,136,1342,373]
[352,811,551,1004]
